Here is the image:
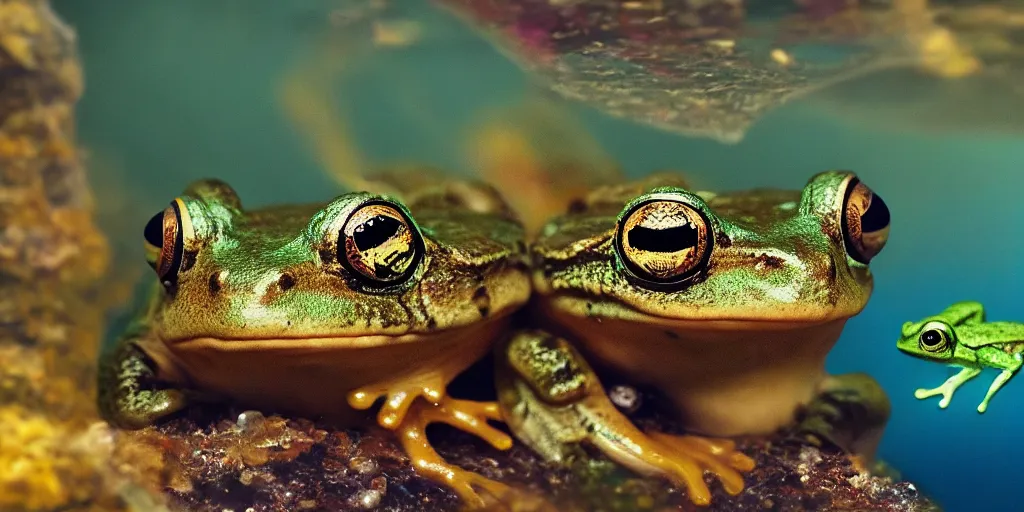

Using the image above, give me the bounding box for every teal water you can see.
[56,2,1024,511]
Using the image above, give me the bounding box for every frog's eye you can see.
[337,201,423,285]
[143,199,187,283]
[841,178,890,265]
[615,198,712,286]
[918,322,953,353]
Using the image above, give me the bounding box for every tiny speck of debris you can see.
[372,20,421,47]
[771,48,794,67]
[349,456,379,475]
[609,385,642,414]
[351,489,383,509]
[236,410,265,431]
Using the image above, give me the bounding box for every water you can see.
[55,1,1024,511]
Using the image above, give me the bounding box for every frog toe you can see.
[647,432,754,496]
[418,398,512,451]
[347,373,448,429]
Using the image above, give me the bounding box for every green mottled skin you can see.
[500,170,893,479]
[533,172,871,321]
[897,301,1024,413]
[98,178,530,429]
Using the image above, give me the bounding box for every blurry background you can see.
[53,1,1023,511]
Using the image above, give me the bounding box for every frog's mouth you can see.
[168,332,441,350]
[544,295,865,331]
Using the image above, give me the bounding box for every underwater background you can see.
[53,2,1023,511]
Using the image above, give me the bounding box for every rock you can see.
[108,398,939,512]
[0,1,128,511]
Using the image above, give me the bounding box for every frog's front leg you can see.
[497,330,755,507]
[395,400,555,511]
[98,339,189,429]
[797,373,891,461]
[974,346,1022,413]
[914,366,981,408]
[348,369,554,510]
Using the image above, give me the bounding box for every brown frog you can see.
[498,171,892,505]
[98,178,537,508]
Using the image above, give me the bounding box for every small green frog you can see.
[897,301,1024,413]
[98,178,534,508]
[498,171,892,506]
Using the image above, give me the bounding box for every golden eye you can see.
[615,198,712,285]
[841,178,890,264]
[918,322,952,353]
[143,199,187,282]
[338,201,422,285]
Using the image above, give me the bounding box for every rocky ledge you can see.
[105,399,939,512]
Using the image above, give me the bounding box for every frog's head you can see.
[533,170,891,328]
[896,320,957,362]
[142,179,530,344]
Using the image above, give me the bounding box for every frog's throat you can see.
[142,317,509,426]
[533,299,850,436]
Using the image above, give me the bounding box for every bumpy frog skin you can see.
[897,301,1024,413]
[498,171,892,506]
[97,179,534,508]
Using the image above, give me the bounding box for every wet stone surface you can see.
[110,397,939,512]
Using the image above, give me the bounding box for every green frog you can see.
[98,178,534,508]
[897,301,1024,413]
[497,171,893,506]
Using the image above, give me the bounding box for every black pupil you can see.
[860,192,890,232]
[627,224,698,253]
[353,215,401,251]
[921,329,943,348]
[144,211,164,247]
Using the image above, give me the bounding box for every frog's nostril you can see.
[208,271,224,295]
[277,272,296,292]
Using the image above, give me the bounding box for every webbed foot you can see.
[797,373,891,461]
[398,400,554,511]
[98,342,190,429]
[497,330,754,506]
[416,397,513,451]
[647,433,756,495]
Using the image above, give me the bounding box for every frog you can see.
[497,170,893,506]
[97,178,536,509]
[897,301,1024,413]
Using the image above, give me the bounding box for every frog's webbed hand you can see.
[497,330,754,507]
[974,346,1023,413]
[98,341,188,429]
[347,374,512,451]
[796,373,891,461]
[348,373,448,430]
[396,401,555,511]
[914,366,981,408]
